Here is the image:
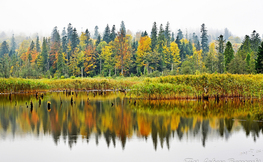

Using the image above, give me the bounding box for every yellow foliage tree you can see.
[170,42,181,72]
[136,36,151,73]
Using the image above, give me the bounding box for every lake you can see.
[0,92,262,162]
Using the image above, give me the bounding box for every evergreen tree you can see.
[120,21,126,36]
[110,25,116,42]
[57,47,65,75]
[36,35,41,52]
[0,41,9,58]
[10,34,16,57]
[71,28,79,51]
[41,38,48,72]
[239,35,252,60]
[62,27,67,37]
[96,34,101,47]
[177,29,183,40]
[103,24,111,43]
[93,26,99,39]
[29,41,35,51]
[216,35,225,54]
[150,22,158,51]
[85,29,91,45]
[62,35,67,53]
[193,33,200,51]
[51,26,60,43]
[141,31,148,37]
[67,23,73,43]
[171,32,175,42]
[164,22,171,46]
[224,28,231,40]
[250,30,261,52]
[256,41,263,73]
[200,23,209,53]
[216,35,225,73]
[224,41,234,71]
[157,24,165,71]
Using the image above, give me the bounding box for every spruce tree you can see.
[177,29,183,40]
[103,24,111,43]
[67,23,73,43]
[256,41,263,73]
[239,35,252,60]
[157,24,165,71]
[250,30,261,52]
[10,34,16,57]
[120,21,126,36]
[171,32,175,42]
[30,41,35,51]
[224,41,234,71]
[200,23,209,53]
[36,35,41,52]
[150,22,158,51]
[110,25,116,42]
[93,26,99,39]
[0,41,9,58]
[41,38,48,72]
[57,47,65,75]
[96,34,101,47]
[164,22,171,46]
[85,29,91,45]
[71,28,79,50]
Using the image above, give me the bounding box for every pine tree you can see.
[224,28,231,40]
[224,41,234,71]
[62,35,67,53]
[62,27,67,38]
[164,22,171,47]
[120,21,126,36]
[150,22,158,51]
[103,24,111,43]
[200,23,209,53]
[93,26,99,39]
[51,26,60,43]
[110,25,116,42]
[256,41,263,73]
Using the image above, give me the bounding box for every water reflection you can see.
[0,92,263,150]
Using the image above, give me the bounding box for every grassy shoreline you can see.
[0,74,262,99]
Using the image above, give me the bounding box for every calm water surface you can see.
[0,92,263,162]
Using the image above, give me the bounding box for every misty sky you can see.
[1,0,263,37]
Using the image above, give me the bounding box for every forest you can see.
[0,21,262,79]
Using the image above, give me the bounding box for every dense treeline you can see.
[0,22,262,78]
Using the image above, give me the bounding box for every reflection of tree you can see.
[1,93,263,150]
[202,120,209,147]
